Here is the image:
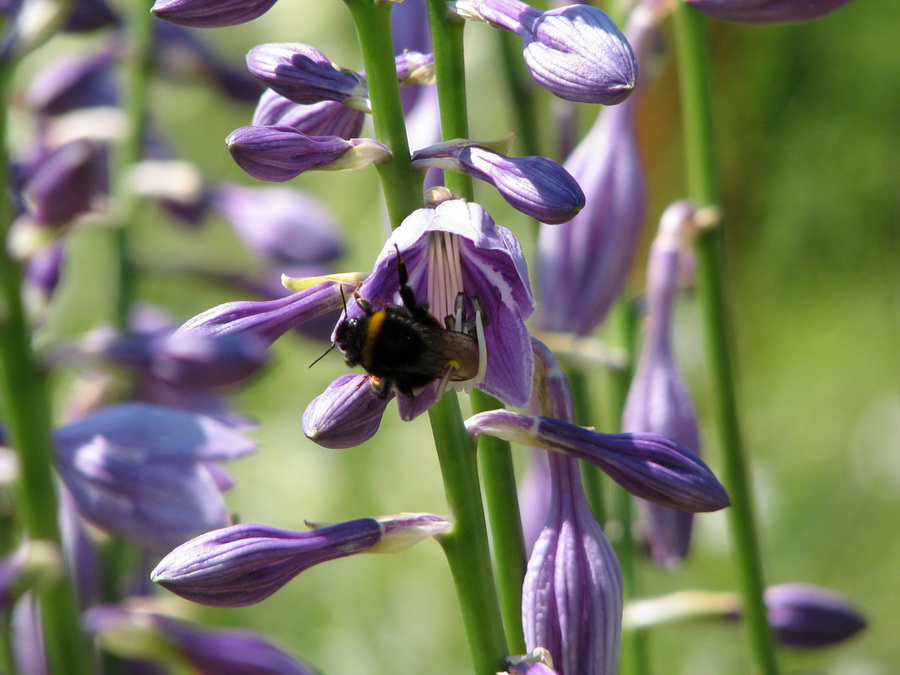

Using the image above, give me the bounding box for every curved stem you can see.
[345,0,423,228]
[672,5,779,674]
[429,394,509,673]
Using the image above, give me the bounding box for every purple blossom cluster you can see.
[0,0,866,672]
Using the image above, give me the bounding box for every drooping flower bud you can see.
[247,43,370,111]
[412,138,584,224]
[151,0,280,28]
[762,583,866,648]
[453,0,636,104]
[252,88,366,139]
[151,514,450,607]
[685,0,853,24]
[226,125,390,182]
[303,374,394,449]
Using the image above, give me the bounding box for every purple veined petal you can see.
[246,43,368,110]
[452,0,543,34]
[466,410,730,512]
[177,279,345,344]
[145,331,270,389]
[252,88,366,139]
[151,0,279,28]
[212,182,344,266]
[303,374,393,448]
[226,125,389,182]
[82,604,317,674]
[685,0,854,24]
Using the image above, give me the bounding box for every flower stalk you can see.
[673,4,779,673]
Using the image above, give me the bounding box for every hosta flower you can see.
[53,403,255,554]
[24,40,117,116]
[151,0,279,28]
[83,603,316,674]
[504,649,559,675]
[623,201,702,567]
[762,583,866,648]
[247,43,370,111]
[537,5,659,335]
[412,138,584,224]
[302,374,393,449]
[226,125,389,182]
[453,0,636,104]
[325,198,535,422]
[685,0,854,24]
[151,514,450,607]
[252,88,366,139]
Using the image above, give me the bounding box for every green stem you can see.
[345,0,423,229]
[567,369,606,523]
[429,394,509,674]
[472,390,527,654]
[0,60,92,675]
[425,0,474,200]
[494,31,542,157]
[672,5,779,674]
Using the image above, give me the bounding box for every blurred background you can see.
[23,0,899,672]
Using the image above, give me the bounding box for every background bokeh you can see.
[34,1,899,672]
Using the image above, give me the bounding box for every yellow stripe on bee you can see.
[362,310,387,367]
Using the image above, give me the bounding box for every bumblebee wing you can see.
[440,330,479,382]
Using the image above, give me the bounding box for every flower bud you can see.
[412,139,584,224]
[303,374,393,449]
[226,125,389,182]
[151,0,279,27]
[685,0,853,24]
[763,583,866,648]
[252,88,366,139]
[247,43,370,111]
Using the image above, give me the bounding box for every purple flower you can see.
[151,514,450,607]
[53,402,255,554]
[504,649,560,675]
[226,125,389,182]
[0,543,62,610]
[763,583,866,648]
[24,41,117,116]
[412,139,584,224]
[453,0,636,104]
[303,374,394,449]
[537,6,658,335]
[247,43,369,110]
[83,603,316,674]
[252,88,366,139]
[325,198,535,421]
[23,241,66,323]
[685,0,854,24]
[151,0,279,28]
[623,201,702,567]
[466,410,729,512]
[212,182,344,267]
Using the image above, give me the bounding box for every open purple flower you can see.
[453,0,636,104]
[83,603,316,674]
[685,0,854,24]
[151,514,450,607]
[226,125,389,182]
[53,402,255,554]
[326,198,535,421]
[412,139,584,224]
[623,201,702,567]
[151,0,279,28]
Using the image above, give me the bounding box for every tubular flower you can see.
[225,125,389,182]
[522,340,622,675]
[252,88,366,139]
[685,0,854,24]
[53,403,256,554]
[762,583,866,648]
[151,0,280,28]
[325,197,535,423]
[622,201,702,567]
[82,603,316,674]
[466,410,729,512]
[452,0,636,104]
[412,138,584,224]
[151,514,450,607]
[302,374,394,449]
[537,4,660,335]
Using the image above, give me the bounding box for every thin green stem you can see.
[425,0,473,200]
[429,394,509,674]
[494,31,542,157]
[567,369,606,523]
[673,5,779,674]
[0,59,92,675]
[345,0,423,228]
[472,390,527,654]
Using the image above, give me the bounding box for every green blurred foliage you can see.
[23,0,898,672]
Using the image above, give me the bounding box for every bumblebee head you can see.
[334,316,367,366]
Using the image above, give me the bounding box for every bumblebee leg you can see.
[354,291,374,316]
[370,375,393,399]
[393,244,430,319]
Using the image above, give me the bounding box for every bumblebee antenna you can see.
[309,343,336,369]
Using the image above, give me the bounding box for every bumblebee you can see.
[334,248,481,399]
